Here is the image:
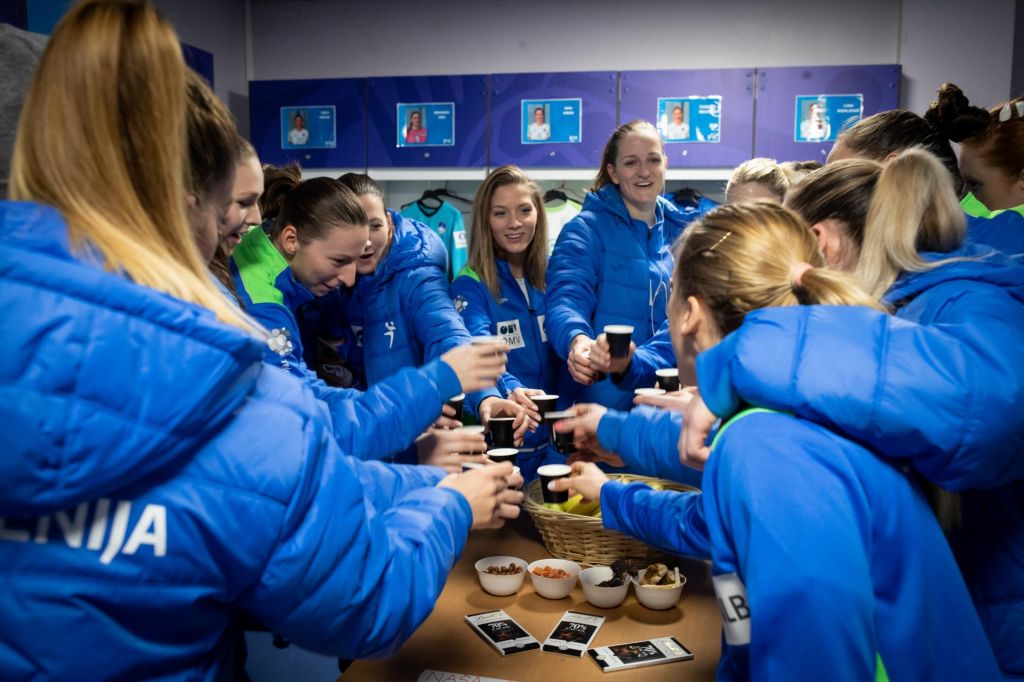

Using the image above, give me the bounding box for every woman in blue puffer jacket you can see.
[335,173,530,444]
[680,151,1024,678]
[231,165,506,465]
[451,165,561,480]
[0,3,522,677]
[551,202,1000,680]
[545,120,691,411]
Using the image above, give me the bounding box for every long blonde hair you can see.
[9,0,259,333]
[468,165,547,297]
[673,202,880,334]
[853,148,966,299]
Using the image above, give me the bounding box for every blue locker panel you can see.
[754,64,901,162]
[367,75,488,167]
[490,71,617,168]
[249,78,366,169]
[620,68,755,167]
[182,43,214,89]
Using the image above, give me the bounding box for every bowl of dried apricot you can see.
[527,558,581,599]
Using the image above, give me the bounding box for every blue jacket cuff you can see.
[423,357,462,402]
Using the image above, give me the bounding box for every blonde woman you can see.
[723,157,790,203]
[0,1,521,676]
[552,203,999,680]
[451,165,559,479]
[691,150,1024,677]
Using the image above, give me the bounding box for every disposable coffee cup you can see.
[544,410,577,454]
[604,325,634,359]
[488,417,516,448]
[531,394,559,416]
[655,368,680,392]
[634,387,667,398]
[538,464,572,504]
[461,461,485,472]
[471,335,503,346]
[446,392,466,422]
[486,448,518,465]
[456,424,486,454]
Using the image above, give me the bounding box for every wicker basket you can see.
[523,473,699,568]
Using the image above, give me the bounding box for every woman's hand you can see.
[510,387,545,423]
[633,388,695,412]
[437,462,524,529]
[555,404,626,468]
[567,335,601,385]
[680,392,717,470]
[417,428,489,473]
[480,397,535,443]
[441,342,508,394]
[547,461,610,502]
[590,333,635,374]
[432,403,463,430]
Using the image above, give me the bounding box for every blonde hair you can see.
[725,158,790,202]
[779,160,822,186]
[9,0,259,334]
[468,165,547,297]
[673,202,880,334]
[853,148,966,299]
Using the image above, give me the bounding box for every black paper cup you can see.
[544,410,577,454]
[531,394,559,416]
[604,325,634,358]
[446,392,466,422]
[655,368,680,392]
[488,417,515,448]
[538,464,572,504]
[486,448,518,466]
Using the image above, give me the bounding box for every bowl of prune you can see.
[579,559,633,608]
[474,556,528,596]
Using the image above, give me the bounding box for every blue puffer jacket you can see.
[0,201,471,679]
[451,259,561,479]
[611,318,677,391]
[602,410,1001,681]
[967,209,1024,257]
[344,210,499,413]
[231,226,462,461]
[545,185,689,410]
[596,406,701,488]
[696,243,1024,678]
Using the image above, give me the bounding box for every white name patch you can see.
[713,572,751,645]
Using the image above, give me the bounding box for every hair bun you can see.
[924,83,991,143]
[260,164,302,225]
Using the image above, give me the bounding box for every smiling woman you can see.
[544,120,692,411]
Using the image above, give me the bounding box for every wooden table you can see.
[344,517,721,681]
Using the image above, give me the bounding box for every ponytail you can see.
[853,148,965,299]
[260,165,367,242]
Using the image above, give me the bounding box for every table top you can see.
[344,517,721,681]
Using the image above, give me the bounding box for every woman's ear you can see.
[679,295,703,338]
[606,163,620,186]
[279,224,299,256]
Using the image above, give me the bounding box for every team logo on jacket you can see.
[497,319,525,350]
[454,295,468,313]
[453,231,467,248]
[713,572,751,645]
[384,321,396,349]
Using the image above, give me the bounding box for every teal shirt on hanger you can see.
[400,200,468,280]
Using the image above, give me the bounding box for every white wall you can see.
[157,0,250,136]
[249,0,1016,114]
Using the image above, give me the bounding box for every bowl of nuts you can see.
[474,556,528,596]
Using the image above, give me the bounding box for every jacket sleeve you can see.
[697,302,1024,491]
[613,320,676,390]
[600,482,711,559]
[545,218,601,358]
[348,459,447,511]
[305,357,461,460]
[597,407,703,487]
[707,414,877,680]
[240,421,472,659]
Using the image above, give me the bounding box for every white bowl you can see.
[474,556,528,596]
[579,566,630,608]
[527,558,580,599]
[633,568,685,610]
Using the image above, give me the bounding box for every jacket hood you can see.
[0,201,265,515]
[884,241,1024,308]
[582,184,693,233]
[374,210,447,283]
